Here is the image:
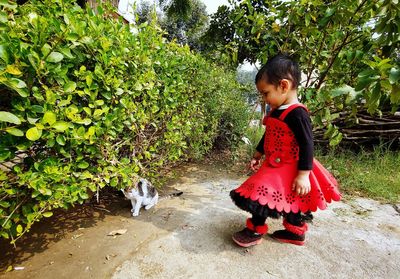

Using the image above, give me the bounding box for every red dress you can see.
[233,104,341,213]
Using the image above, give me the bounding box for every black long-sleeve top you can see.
[256,107,313,170]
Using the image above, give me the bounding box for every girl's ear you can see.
[279,79,290,92]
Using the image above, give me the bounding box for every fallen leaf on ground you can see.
[14,267,25,271]
[71,233,83,239]
[105,254,117,260]
[107,229,127,236]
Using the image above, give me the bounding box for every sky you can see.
[201,0,231,14]
[118,0,255,70]
[120,0,231,17]
[201,0,256,71]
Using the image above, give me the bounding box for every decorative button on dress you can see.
[233,104,341,214]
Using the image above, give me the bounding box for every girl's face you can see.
[256,79,287,110]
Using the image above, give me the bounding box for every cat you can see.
[121,178,183,217]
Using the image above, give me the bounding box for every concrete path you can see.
[1,163,399,279]
[112,164,400,279]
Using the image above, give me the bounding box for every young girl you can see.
[230,54,341,247]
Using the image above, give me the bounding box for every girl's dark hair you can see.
[255,54,301,88]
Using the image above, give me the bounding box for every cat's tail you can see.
[159,191,183,201]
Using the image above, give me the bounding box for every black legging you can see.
[251,212,303,227]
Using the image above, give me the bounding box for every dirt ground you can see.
[1,162,399,279]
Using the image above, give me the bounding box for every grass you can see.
[316,146,400,203]
[241,125,265,159]
[237,126,400,203]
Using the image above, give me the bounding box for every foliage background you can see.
[0,0,250,244]
[203,0,400,146]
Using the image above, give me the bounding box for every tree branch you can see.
[314,0,369,89]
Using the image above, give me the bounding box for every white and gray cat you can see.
[122,178,182,217]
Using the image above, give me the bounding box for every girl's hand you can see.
[292,171,311,196]
[249,158,261,171]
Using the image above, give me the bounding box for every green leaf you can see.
[367,82,381,114]
[43,111,57,125]
[86,75,93,86]
[0,44,10,63]
[115,88,123,95]
[46,52,64,63]
[41,44,52,57]
[58,95,72,107]
[93,109,103,118]
[0,111,21,124]
[0,201,10,208]
[16,225,23,234]
[66,33,79,41]
[94,100,104,106]
[0,0,17,9]
[329,132,343,147]
[390,85,400,104]
[52,121,71,132]
[77,161,89,169]
[331,85,355,98]
[31,191,40,198]
[1,231,9,240]
[27,53,39,70]
[324,7,336,17]
[355,77,377,91]
[43,188,52,196]
[2,78,28,97]
[389,68,400,84]
[0,11,7,23]
[64,81,76,93]
[6,127,24,137]
[31,105,44,113]
[56,134,66,145]
[27,117,39,124]
[79,192,89,199]
[110,177,118,187]
[358,69,376,78]
[75,118,91,125]
[26,212,35,222]
[26,127,42,141]
[0,150,11,161]
[42,212,53,217]
[46,138,55,147]
[6,64,22,75]
[59,47,74,59]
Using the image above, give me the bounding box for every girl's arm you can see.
[292,170,311,196]
[285,109,313,170]
[250,135,265,171]
[285,107,313,195]
[255,133,265,155]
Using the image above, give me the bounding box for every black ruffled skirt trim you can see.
[230,190,313,222]
[230,190,281,219]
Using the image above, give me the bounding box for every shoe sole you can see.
[271,235,305,246]
[232,236,263,247]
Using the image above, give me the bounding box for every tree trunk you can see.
[314,110,400,148]
[86,0,119,10]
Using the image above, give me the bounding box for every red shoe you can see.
[271,219,308,246]
[271,229,305,246]
[232,228,263,247]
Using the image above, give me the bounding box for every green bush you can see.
[0,1,250,243]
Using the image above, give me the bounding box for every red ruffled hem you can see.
[234,158,341,213]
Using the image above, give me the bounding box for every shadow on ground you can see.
[0,189,126,271]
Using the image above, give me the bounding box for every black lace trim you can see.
[230,190,314,223]
[230,190,281,219]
